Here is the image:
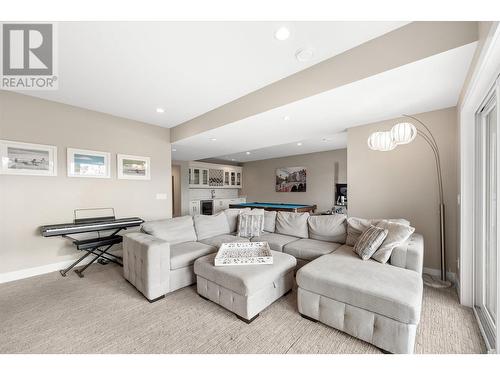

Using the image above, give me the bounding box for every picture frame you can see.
[67,148,110,178]
[275,166,307,192]
[0,140,57,176]
[117,154,151,180]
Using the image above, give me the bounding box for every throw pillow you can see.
[353,225,388,260]
[237,210,265,238]
[307,214,347,243]
[371,220,415,263]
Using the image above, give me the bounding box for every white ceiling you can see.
[172,42,476,162]
[20,21,408,128]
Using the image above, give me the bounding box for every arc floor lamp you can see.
[367,114,452,288]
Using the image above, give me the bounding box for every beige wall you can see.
[347,107,458,273]
[0,92,172,274]
[241,149,347,212]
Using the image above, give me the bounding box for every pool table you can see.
[229,202,317,213]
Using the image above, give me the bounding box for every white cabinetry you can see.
[189,200,200,216]
[189,162,242,189]
[189,167,209,188]
[213,197,246,214]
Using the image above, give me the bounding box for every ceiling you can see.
[172,42,477,162]
[20,21,408,128]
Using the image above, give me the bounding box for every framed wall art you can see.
[0,140,57,176]
[117,154,150,180]
[67,148,110,178]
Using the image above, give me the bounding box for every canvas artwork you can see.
[117,154,150,180]
[275,166,307,192]
[0,140,57,176]
[67,148,110,178]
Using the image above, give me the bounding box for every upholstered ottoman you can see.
[193,250,296,323]
[296,245,423,354]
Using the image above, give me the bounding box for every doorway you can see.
[172,164,181,217]
[474,78,499,352]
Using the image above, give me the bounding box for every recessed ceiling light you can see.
[295,48,314,62]
[172,148,177,152]
[231,159,236,161]
[297,142,302,146]
[210,138,217,141]
[274,27,290,41]
[283,115,290,121]
[321,138,330,142]
[156,108,165,113]
[246,151,251,155]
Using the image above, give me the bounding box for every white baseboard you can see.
[1,256,102,284]
[423,267,458,287]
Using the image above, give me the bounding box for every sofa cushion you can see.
[193,212,230,240]
[194,250,296,296]
[372,220,415,264]
[170,241,217,270]
[263,210,277,232]
[224,208,251,233]
[308,214,347,243]
[284,238,342,261]
[296,245,423,324]
[141,216,197,245]
[275,211,309,238]
[198,234,249,248]
[251,232,300,251]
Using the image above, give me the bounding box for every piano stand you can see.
[59,230,124,278]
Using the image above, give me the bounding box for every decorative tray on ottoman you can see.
[214,241,273,266]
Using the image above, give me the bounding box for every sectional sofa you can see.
[123,209,423,353]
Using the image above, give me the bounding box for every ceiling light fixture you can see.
[246,151,251,155]
[283,115,290,121]
[156,108,165,113]
[295,48,314,62]
[274,27,290,41]
[210,138,217,141]
[231,159,236,161]
[297,142,302,146]
[321,138,330,142]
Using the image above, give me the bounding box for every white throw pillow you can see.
[371,220,415,263]
[237,209,265,238]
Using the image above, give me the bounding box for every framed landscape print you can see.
[275,166,307,192]
[0,140,57,176]
[67,148,110,178]
[117,154,150,180]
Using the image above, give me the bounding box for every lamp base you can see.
[423,273,453,289]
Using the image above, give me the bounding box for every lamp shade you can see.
[367,131,396,151]
[391,122,417,145]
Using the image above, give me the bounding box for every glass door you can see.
[474,81,499,351]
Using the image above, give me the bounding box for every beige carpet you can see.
[0,263,486,354]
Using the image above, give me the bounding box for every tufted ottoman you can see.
[193,250,296,323]
[296,245,423,354]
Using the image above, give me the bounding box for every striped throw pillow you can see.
[353,225,388,260]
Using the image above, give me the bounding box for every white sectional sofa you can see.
[122,209,423,353]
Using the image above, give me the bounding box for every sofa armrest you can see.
[123,232,171,301]
[389,233,424,274]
